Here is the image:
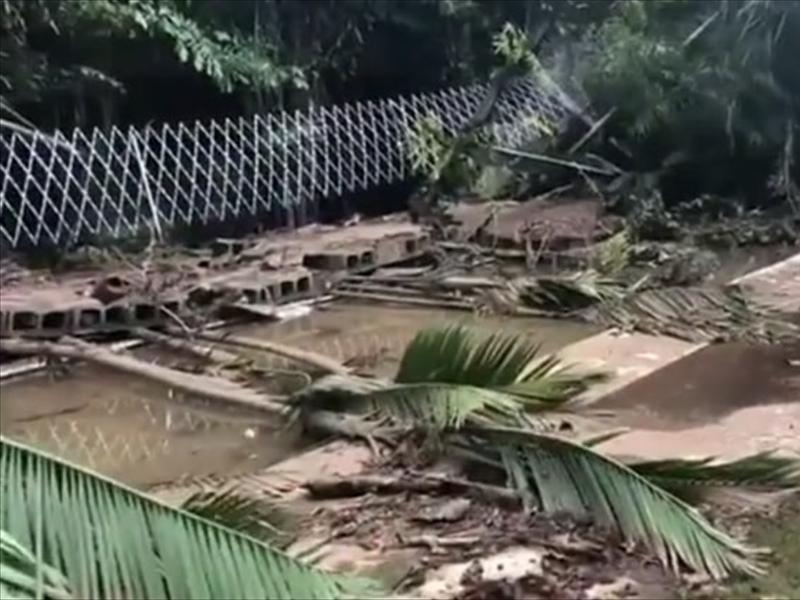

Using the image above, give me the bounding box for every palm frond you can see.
[598,286,800,343]
[366,382,528,429]
[521,270,629,313]
[0,531,72,600]
[590,230,632,277]
[395,324,601,406]
[628,452,800,499]
[0,436,363,600]
[396,324,541,387]
[181,486,295,546]
[456,426,764,579]
[503,354,609,405]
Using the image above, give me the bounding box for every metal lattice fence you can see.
[0,76,577,249]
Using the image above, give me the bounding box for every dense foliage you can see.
[1,0,798,206]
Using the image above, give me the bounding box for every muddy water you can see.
[0,303,596,488]
[230,303,598,378]
[597,341,800,460]
[0,366,306,488]
[710,243,798,284]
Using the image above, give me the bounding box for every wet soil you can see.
[722,495,800,599]
[600,342,799,427]
[297,476,680,599]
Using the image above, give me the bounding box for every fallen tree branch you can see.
[399,534,481,551]
[0,337,288,416]
[304,473,519,506]
[336,282,452,299]
[492,146,619,176]
[171,329,351,376]
[133,328,239,364]
[567,108,616,155]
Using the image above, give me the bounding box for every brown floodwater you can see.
[710,243,797,284]
[596,341,800,460]
[0,302,596,488]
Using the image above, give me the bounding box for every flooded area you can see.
[709,243,797,284]
[0,302,597,488]
[597,341,800,460]
[1,245,794,489]
[230,303,598,377]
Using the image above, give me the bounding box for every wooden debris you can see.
[0,337,288,415]
[304,473,519,506]
[413,498,472,523]
[133,327,239,364]
[172,329,351,376]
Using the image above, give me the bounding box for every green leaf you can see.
[366,382,527,429]
[181,486,295,546]
[628,452,800,498]
[0,436,360,599]
[0,531,72,600]
[456,426,765,579]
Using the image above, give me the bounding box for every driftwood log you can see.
[304,473,519,507]
[172,329,351,376]
[0,337,288,416]
[133,327,239,364]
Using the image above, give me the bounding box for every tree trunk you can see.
[174,329,351,376]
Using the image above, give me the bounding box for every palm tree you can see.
[293,323,800,580]
[0,437,370,600]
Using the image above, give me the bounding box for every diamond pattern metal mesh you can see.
[1,76,575,249]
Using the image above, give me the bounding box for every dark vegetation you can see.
[2,0,798,227]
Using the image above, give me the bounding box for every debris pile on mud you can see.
[296,470,681,599]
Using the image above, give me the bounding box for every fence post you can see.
[130,128,163,243]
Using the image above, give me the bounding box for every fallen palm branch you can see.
[293,323,799,580]
[453,426,766,579]
[180,486,296,547]
[520,270,630,313]
[0,337,288,416]
[627,453,800,500]
[0,436,365,599]
[597,286,800,344]
[590,229,631,277]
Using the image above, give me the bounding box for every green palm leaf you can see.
[502,354,608,405]
[395,324,600,405]
[366,383,528,429]
[455,426,764,579]
[628,452,800,499]
[395,324,540,387]
[1,530,72,600]
[0,436,360,600]
[181,486,295,546]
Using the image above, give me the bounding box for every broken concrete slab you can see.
[447,197,604,249]
[557,330,706,404]
[730,252,800,314]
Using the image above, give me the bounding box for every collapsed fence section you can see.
[0,77,576,249]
